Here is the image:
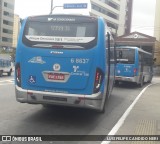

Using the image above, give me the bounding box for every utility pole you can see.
[50,0,53,14]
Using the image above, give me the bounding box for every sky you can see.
[14,0,91,17]
[131,0,156,36]
[14,0,156,36]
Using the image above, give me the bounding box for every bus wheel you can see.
[7,69,12,76]
[148,76,152,83]
[115,81,119,86]
[0,70,3,77]
[98,91,109,113]
[139,77,144,87]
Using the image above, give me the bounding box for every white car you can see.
[0,54,13,77]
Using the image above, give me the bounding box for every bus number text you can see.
[71,58,89,64]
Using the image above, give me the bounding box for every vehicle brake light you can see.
[15,63,21,87]
[134,68,137,76]
[93,68,104,93]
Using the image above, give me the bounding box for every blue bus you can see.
[15,14,116,112]
[115,46,153,87]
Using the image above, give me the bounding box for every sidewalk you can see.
[111,79,160,144]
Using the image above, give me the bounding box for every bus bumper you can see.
[15,85,104,111]
[115,76,138,83]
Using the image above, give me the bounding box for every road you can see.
[0,74,157,144]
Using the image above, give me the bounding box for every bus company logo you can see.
[48,18,75,22]
[53,64,61,71]
[50,51,63,55]
[48,18,57,21]
[28,57,46,64]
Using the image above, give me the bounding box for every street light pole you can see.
[50,6,63,14]
[50,0,53,14]
[50,0,63,15]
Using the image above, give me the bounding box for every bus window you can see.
[23,16,98,49]
[116,49,135,64]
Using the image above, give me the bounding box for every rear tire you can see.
[0,70,3,77]
[139,77,144,87]
[7,69,12,76]
[148,76,152,83]
[97,90,109,113]
[115,81,119,86]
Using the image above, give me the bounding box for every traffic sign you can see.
[63,3,88,9]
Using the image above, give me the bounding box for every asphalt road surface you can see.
[0,74,154,144]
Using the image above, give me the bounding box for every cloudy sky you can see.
[14,0,156,36]
[14,0,91,16]
[131,0,156,36]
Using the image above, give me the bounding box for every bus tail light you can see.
[133,68,137,76]
[15,63,21,87]
[93,68,104,93]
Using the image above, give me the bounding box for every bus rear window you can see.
[23,16,98,49]
[116,49,135,64]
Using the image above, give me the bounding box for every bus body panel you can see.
[20,47,95,94]
[116,64,135,77]
[15,15,115,111]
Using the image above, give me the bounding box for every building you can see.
[115,31,160,66]
[12,14,20,48]
[154,0,160,41]
[51,0,133,37]
[154,0,160,67]
[90,0,133,37]
[0,0,15,51]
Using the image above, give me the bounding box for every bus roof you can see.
[26,14,98,20]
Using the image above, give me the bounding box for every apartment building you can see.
[154,0,160,66]
[0,0,15,50]
[90,0,133,37]
[12,14,20,48]
[52,0,133,37]
[154,0,160,41]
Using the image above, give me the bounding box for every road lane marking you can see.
[101,83,159,144]
[0,83,14,86]
[0,79,14,83]
[0,79,14,85]
[5,80,14,83]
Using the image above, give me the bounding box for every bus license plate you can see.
[48,73,65,80]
